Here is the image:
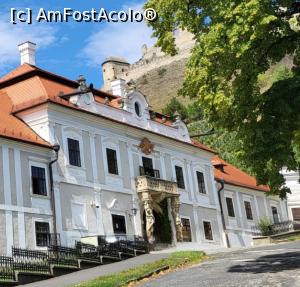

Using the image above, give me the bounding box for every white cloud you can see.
[81,3,156,65]
[0,15,57,69]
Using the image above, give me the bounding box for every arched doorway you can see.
[142,199,172,244]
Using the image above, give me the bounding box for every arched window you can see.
[134,101,141,117]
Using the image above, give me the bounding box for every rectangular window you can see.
[68,138,81,167]
[140,157,160,178]
[112,214,126,234]
[31,166,47,196]
[292,208,300,221]
[181,218,192,242]
[203,221,213,241]
[106,148,119,175]
[226,197,235,217]
[175,166,185,189]
[244,201,253,220]
[196,171,206,194]
[272,206,280,223]
[35,222,50,247]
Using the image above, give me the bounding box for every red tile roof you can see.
[0,64,215,153]
[212,156,269,192]
[0,91,51,147]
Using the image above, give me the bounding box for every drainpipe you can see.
[49,144,60,237]
[216,179,230,248]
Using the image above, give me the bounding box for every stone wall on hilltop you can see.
[101,30,195,112]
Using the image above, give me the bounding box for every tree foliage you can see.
[145,0,300,198]
[162,97,203,122]
[163,98,252,174]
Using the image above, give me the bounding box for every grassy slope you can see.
[75,251,206,287]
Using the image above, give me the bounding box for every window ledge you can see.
[31,194,50,200]
[73,226,88,231]
[107,173,123,179]
[67,164,86,171]
[35,246,48,251]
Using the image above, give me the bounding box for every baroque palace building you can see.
[0,42,288,255]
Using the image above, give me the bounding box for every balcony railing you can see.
[139,166,160,179]
[136,175,178,197]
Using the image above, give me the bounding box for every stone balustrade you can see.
[136,176,178,197]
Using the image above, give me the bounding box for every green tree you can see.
[162,97,203,122]
[145,0,300,198]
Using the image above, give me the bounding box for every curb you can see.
[119,265,170,286]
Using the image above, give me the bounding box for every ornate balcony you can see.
[136,175,178,198]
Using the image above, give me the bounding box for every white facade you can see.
[282,169,300,221]
[219,183,288,247]
[7,86,224,250]
[0,138,53,255]
[0,60,288,253]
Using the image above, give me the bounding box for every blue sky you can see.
[0,0,155,87]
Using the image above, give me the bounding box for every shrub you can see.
[258,217,273,236]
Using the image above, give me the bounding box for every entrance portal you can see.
[142,199,172,244]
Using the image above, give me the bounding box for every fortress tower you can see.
[101,30,195,111]
[101,57,130,91]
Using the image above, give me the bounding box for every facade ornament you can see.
[143,198,155,244]
[139,138,154,155]
[171,196,183,242]
[77,75,89,92]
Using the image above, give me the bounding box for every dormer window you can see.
[134,101,141,117]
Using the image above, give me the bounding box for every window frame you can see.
[203,220,214,241]
[111,214,127,235]
[175,165,185,189]
[196,171,206,194]
[31,166,47,196]
[34,221,50,248]
[102,138,122,178]
[181,217,192,242]
[67,138,82,167]
[106,148,119,175]
[226,197,235,218]
[134,101,142,117]
[244,201,253,220]
[271,206,280,223]
[29,161,49,198]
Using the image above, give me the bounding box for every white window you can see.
[29,161,49,197]
[63,128,84,169]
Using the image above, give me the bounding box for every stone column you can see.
[171,196,183,242]
[141,192,155,244]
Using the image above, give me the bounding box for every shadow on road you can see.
[228,252,300,274]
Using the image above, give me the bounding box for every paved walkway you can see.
[140,241,300,287]
[21,253,169,287]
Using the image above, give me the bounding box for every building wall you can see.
[282,169,300,220]
[18,102,225,248]
[220,184,288,247]
[0,139,53,255]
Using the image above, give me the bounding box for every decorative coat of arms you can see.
[139,138,154,155]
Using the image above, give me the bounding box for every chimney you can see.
[110,79,126,97]
[18,41,36,65]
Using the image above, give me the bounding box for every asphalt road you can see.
[140,241,300,287]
